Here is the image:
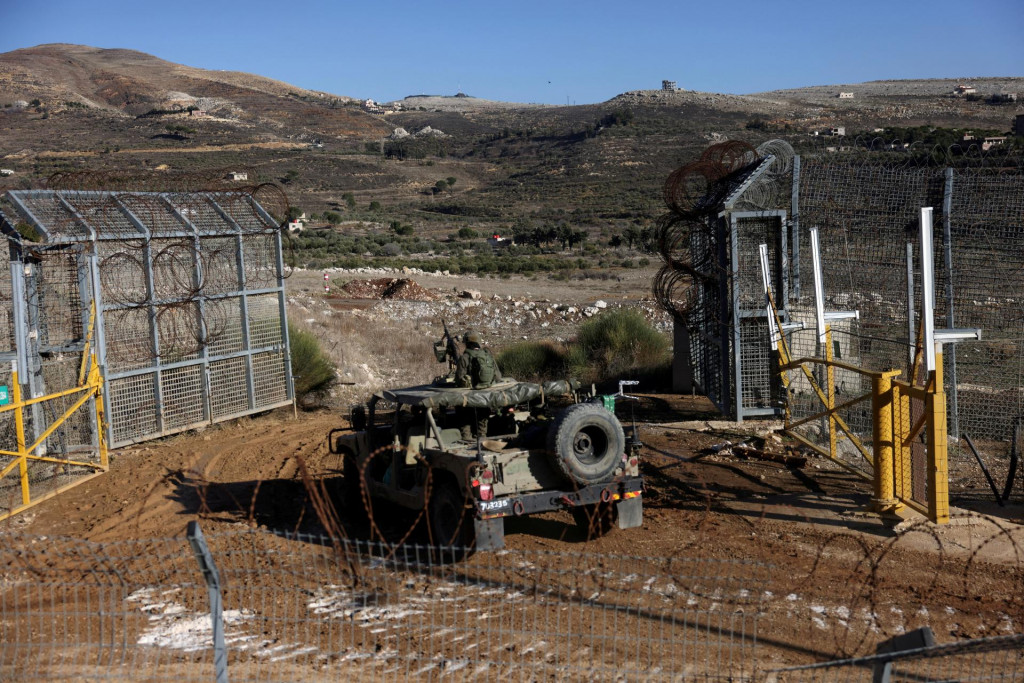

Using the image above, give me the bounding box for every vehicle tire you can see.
[547,403,625,486]
[571,502,617,539]
[428,475,472,559]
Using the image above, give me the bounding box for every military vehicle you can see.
[328,331,643,554]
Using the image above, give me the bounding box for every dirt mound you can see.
[341,278,435,301]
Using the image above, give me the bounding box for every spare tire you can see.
[546,403,625,486]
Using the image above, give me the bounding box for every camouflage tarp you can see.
[380,380,577,411]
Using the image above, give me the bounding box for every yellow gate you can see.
[768,292,949,524]
[0,310,107,521]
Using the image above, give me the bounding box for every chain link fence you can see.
[658,142,1024,504]
[795,153,1024,503]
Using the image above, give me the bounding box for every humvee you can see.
[328,378,643,553]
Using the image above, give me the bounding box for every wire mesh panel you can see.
[688,224,729,410]
[150,238,198,303]
[209,535,768,682]
[740,317,776,412]
[248,293,284,349]
[198,236,240,295]
[107,373,159,445]
[204,297,245,358]
[252,351,288,409]
[209,356,249,419]
[155,301,202,364]
[242,234,279,290]
[97,240,148,307]
[33,249,84,350]
[160,364,206,432]
[0,260,15,354]
[942,169,1024,495]
[104,306,155,373]
[11,193,91,242]
[119,194,187,236]
[733,213,786,310]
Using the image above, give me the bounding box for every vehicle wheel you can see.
[571,502,617,539]
[428,475,472,558]
[547,403,625,486]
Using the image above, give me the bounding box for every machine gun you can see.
[432,320,461,384]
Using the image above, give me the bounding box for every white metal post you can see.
[920,208,936,373]
[758,244,779,351]
[810,227,827,350]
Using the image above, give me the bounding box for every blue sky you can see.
[1,0,1021,104]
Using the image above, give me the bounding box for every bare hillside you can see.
[0,44,389,136]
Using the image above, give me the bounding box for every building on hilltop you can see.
[662,80,677,92]
[982,137,1006,151]
[954,84,977,96]
[837,92,854,99]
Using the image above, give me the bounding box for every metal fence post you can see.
[187,521,229,683]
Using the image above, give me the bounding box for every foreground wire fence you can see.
[2,524,1022,681]
[0,526,768,681]
[770,632,1024,682]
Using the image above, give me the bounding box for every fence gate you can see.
[730,210,788,420]
[0,240,107,520]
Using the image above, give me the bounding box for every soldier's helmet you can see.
[464,330,482,345]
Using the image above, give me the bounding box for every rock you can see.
[460,290,482,300]
[584,306,599,317]
[594,300,608,309]
[390,127,410,139]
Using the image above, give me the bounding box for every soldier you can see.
[455,330,501,389]
[455,330,502,439]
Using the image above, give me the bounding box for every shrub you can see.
[497,341,568,381]
[572,309,670,385]
[288,322,336,403]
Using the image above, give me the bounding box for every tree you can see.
[282,169,300,184]
[368,200,382,212]
[390,220,413,236]
[342,193,356,209]
[623,226,641,250]
[324,211,341,225]
[457,226,478,240]
[286,206,304,221]
[446,176,457,188]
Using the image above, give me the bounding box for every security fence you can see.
[0,190,294,518]
[0,526,768,682]
[2,525,1023,681]
[660,143,1024,505]
[795,155,1024,504]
